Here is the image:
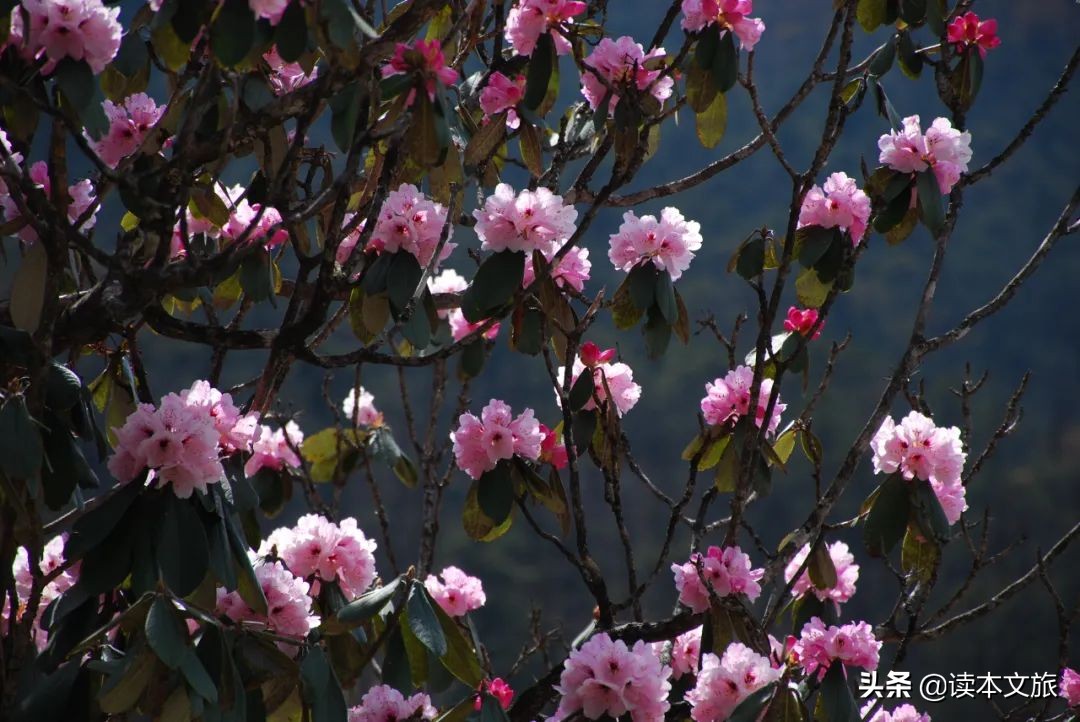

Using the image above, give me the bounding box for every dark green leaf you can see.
[146,597,189,669]
[807,542,839,590]
[66,481,142,560]
[0,396,42,479]
[9,659,81,722]
[274,1,307,62]
[45,363,82,411]
[643,306,672,360]
[181,644,219,702]
[300,646,348,722]
[157,496,210,597]
[330,82,364,151]
[909,478,951,545]
[524,33,556,111]
[569,371,595,411]
[239,248,275,303]
[897,30,923,78]
[915,170,945,235]
[818,662,860,722]
[925,0,946,36]
[210,0,255,67]
[796,226,837,268]
[868,37,896,77]
[627,262,658,311]
[459,341,485,378]
[477,462,514,524]
[479,694,511,722]
[899,0,927,26]
[77,512,135,596]
[41,417,96,510]
[736,236,765,280]
[387,252,423,315]
[407,583,448,657]
[864,473,910,557]
[461,251,525,322]
[511,306,544,356]
[10,239,47,333]
[729,683,779,722]
[571,409,597,453]
[710,29,738,93]
[654,270,678,325]
[338,577,402,624]
[695,23,720,69]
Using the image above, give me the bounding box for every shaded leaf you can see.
[864,473,910,557]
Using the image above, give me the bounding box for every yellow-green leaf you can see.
[695,90,727,149]
[10,241,47,333]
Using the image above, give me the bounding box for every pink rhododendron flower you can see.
[870,411,968,524]
[0,129,24,201]
[479,72,527,129]
[878,115,972,195]
[333,213,367,267]
[947,12,1000,58]
[473,183,579,254]
[505,0,587,56]
[370,184,455,270]
[216,556,320,647]
[1060,668,1080,708]
[681,0,765,50]
[700,365,785,435]
[539,423,569,469]
[523,245,591,293]
[244,421,304,478]
[428,268,468,299]
[93,93,165,168]
[264,46,319,96]
[783,541,860,605]
[475,678,514,710]
[348,685,437,722]
[553,632,672,722]
[381,39,459,105]
[16,0,122,74]
[581,36,674,113]
[250,0,289,25]
[686,643,782,722]
[558,343,641,417]
[261,514,378,598]
[448,309,501,342]
[2,533,80,651]
[451,399,543,479]
[424,566,486,617]
[342,386,382,426]
[672,545,764,612]
[181,380,259,452]
[651,626,702,680]
[1,161,98,242]
[794,616,881,678]
[798,171,871,245]
[608,207,702,281]
[860,702,932,722]
[221,184,289,249]
[784,306,822,339]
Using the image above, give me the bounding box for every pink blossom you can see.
[672,545,764,612]
[878,115,972,195]
[261,514,378,598]
[381,39,459,105]
[424,566,486,617]
[221,184,289,249]
[480,72,527,129]
[2,533,80,651]
[348,685,437,722]
[553,633,672,722]
[17,0,122,74]
[798,171,871,245]
[475,678,514,710]
[92,93,165,168]
[1,161,98,242]
[0,129,24,202]
[428,268,469,319]
[651,626,702,680]
[539,423,569,469]
[343,386,382,426]
[250,0,289,25]
[608,207,702,281]
[216,556,320,645]
[783,541,860,605]
[700,365,785,435]
[1060,668,1080,708]
[793,617,880,678]
[558,343,641,417]
[686,643,782,722]
[947,12,1000,58]
[371,184,455,270]
[784,306,822,339]
[473,183,579,254]
[264,46,319,96]
[581,36,674,113]
[523,245,591,293]
[449,309,501,343]
[870,411,968,524]
[244,421,304,478]
[505,0,587,56]
[180,380,259,452]
[681,0,765,51]
[860,702,932,722]
[333,213,367,267]
[451,399,543,479]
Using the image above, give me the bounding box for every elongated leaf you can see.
[864,473,910,557]
[524,33,555,110]
[729,683,779,722]
[330,82,364,152]
[695,90,727,149]
[407,583,448,658]
[909,478,951,545]
[807,542,838,590]
[274,1,307,62]
[461,251,525,322]
[901,527,939,582]
[338,577,402,624]
[477,462,514,524]
[300,646,348,722]
[857,0,887,32]
[210,0,255,67]
[146,597,189,669]
[710,30,738,93]
[818,662,860,722]
[157,496,210,596]
[0,396,43,479]
[915,170,945,235]
[10,241,47,333]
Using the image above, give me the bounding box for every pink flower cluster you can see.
[798,171,871,246]
[553,633,673,722]
[424,566,486,617]
[861,703,932,722]
[539,423,569,469]
[783,541,860,605]
[92,93,165,168]
[559,342,642,417]
[505,0,587,57]
[381,39,459,106]
[794,616,881,678]
[216,555,320,645]
[12,0,122,74]
[221,184,289,249]
[878,115,972,196]
[480,72,526,129]
[784,306,822,339]
[474,183,579,255]
[651,626,702,680]
[451,399,543,479]
[2,533,80,651]
[370,184,455,270]
[348,685,437,722]
[870,411,968,525]
[428,268,468,310]
[342,386,382,426]
[250,0,290,25]
[260,514,378,598]
[0,160,98,243]
[523,244,591,293]
[582,36,674,113]
[245,421,304,478]
[947,12,1000,58]
[700,365,785,435]
[680,0,765,51]
[686,643,782,722]
[0,129,22,200]
[672,545,764,613]
[476,678,514,710]
[264,47,319,96]
[180,380,260,452]
[1061,667,1080,708]
[608,207,702,282]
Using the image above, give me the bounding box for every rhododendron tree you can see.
[0,2,1077,722]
